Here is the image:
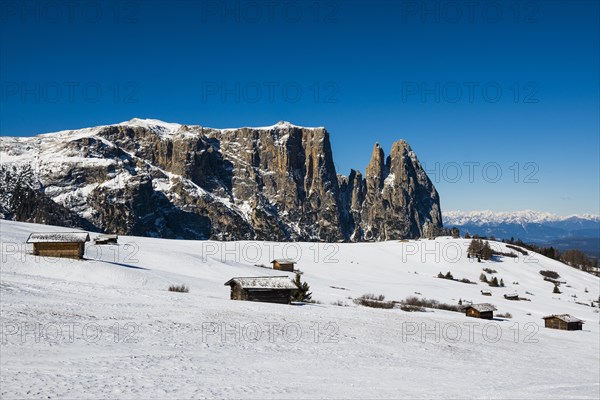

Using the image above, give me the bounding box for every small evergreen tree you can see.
[444,271,454,280]
[467,239,477,256]
[489,277,499,287]
[553,285,561,294]
[500,278,504,287]
[292,273,312,302]
[464,232,471,239]
[437,272,445,278]
[481,241,493,260]
[479,273,488,282]
[458,298,463,305]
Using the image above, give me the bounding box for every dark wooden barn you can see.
[465,303,496,320]
[542,314,584,331]
[94,234,118,245]
[224,276,297,304]
[271,259,295,272]
[27,232,90,259]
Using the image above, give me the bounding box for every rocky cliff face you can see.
[0,119,443,241]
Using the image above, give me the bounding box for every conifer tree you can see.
[553,285,561,294]
[481,241,493,260]
[292,273,312,302]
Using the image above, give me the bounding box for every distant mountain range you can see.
[443,210,600,258]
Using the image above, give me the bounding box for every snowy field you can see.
[1,219,599,399]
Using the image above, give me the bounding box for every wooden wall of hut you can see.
[33,243,85,259]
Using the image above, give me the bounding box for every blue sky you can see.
[1,1,598,215]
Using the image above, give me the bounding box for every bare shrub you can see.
[506,244,528,255]
[354,294,394,309]
[540,270,560,279]
[331,300,349,307]
[168,284,189,293]
[400,296,461,313]
[400,305,425,312]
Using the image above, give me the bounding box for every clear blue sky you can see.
[1,1,598,215]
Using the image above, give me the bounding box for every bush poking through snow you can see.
[506,244,528,255]
[331,300,349,307]
[400,304,426,312]
[400,296,462,313]
[304,299,322,304]
[540,270,560,279]
[168,284,189,293]
[437,271,454,280]
[497,312,512,318]
[354,294,394,309]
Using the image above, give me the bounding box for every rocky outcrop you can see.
[0,119,444,241]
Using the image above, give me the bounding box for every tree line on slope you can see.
[463,233,598,275]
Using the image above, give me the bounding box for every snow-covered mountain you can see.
[0,118,443,242]
[1,219,598,398]
[444,210,600,226]
[444,210,600,257]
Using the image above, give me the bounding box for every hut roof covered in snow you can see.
[542,314,583,323]
[224,276,297,290]
[26,232,90,243]
[468,303,497,312]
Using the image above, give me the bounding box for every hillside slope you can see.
[1,220,599,399]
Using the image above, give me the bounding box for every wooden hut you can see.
[503,293,519,301]
[465,303,496,320]
[27,232,90,259]
[480,290,492,296]
[224,276,297,304]
[95,234,118,245]
[542,314,584,331]
[271,259,295,272]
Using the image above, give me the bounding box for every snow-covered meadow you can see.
[1,219,599,399]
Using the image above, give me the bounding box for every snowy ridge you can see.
[5,118,323,141]
[444,210,600,226]
[117,118,183,136]
[219,120,325,131]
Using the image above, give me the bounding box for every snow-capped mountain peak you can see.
[117,118,183,134]
[444,210,600,226]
